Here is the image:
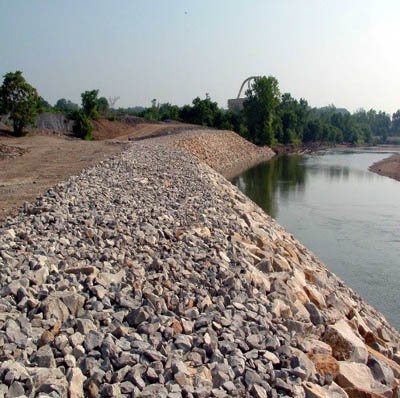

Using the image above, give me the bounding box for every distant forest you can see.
[129,76,400,146]
[2,72,400,145]
[115,76,400,146]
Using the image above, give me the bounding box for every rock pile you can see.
[174,130,275,178]
[0,137,399,397]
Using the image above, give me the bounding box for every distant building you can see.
[227,76,260,112]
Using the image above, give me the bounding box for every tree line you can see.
[0,71,111,139]
[122,76,398,146]
[1,71,399,145]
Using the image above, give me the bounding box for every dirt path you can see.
[0,135,127,222]
[369,154,400,182]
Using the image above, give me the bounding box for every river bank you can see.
[369,154,400,182]
[0,131,399,397]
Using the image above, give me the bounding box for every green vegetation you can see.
[71,110,93,140]
[1,70,399,146]
[132,76,397,147]
[54,98,79,115]
[243,76,280,145]
[81,90,100,120]
[0,71,39,136]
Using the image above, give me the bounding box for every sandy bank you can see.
[369,154,400,182]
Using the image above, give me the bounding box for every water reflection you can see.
[232,155,306,218]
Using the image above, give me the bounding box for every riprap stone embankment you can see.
[173,130,275,179]
[0,133,399,398]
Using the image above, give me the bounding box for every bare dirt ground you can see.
[0,134,128,222]
[92,119,195,141]
[369,154,400,182]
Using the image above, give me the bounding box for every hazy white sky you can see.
[1,0,399,113]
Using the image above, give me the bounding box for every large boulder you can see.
[323,320,368,363]
[303,381,348,398]
[28,367,68,396]
[335,362,393,398]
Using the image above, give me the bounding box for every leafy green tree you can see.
[0,71,39,136]
[159,103,180,121]
[179,94,221,127]
[243,76,280,145]
[142,99,161,121]
[391,110,400,136]
[97,97,109,116]
[81,90,99,119]
[54,98,79,115]
[37,96,52,113]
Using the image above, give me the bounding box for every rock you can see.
[61,293,86,316]
[101,383,121,397]
[139,384,168,398]
[273,255,291,272]
[300,339,333,356]
[305,302,324,325]
[7,381,25,397]
[367,356,395,387]
[76,318,97,334]
[67,367,86,398]
[84,330,103,351]
[31,345,56,368]
[65,354,77,368]
[65,266,98,276]
[41,294,69,322]
[175,335,192,351]
[335,362,392,398]
[86,380,100,398]
[308,354,339,377]
[303,381,348,398]
[38,330,55,347]
[126,307,150,326]
[251,384,268,398]
[323,320,368,363]
[28,367,68,396]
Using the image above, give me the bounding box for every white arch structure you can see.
[228,76,261,111]
[235,76,260,99]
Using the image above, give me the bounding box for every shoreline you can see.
[0,133,399,396]
[369,153,400,182]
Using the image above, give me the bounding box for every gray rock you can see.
[76,319,97,335]
[31,345,56,368]
[84,331,103,351]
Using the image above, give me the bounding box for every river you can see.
[231,150,400,329]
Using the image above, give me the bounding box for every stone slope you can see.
[174,130,275,178]
[0,137,399,398]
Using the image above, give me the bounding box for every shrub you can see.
[72,110,93,140]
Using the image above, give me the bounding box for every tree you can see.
[179,94,222,127]
[159,103,180,121]
[0,71,39,136]
[81,90,99,119]
[54,98,79,114]
[392,110,400,136]
[243,76,280,145]
[97,97,109,116]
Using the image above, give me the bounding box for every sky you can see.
[1,0,400,113]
